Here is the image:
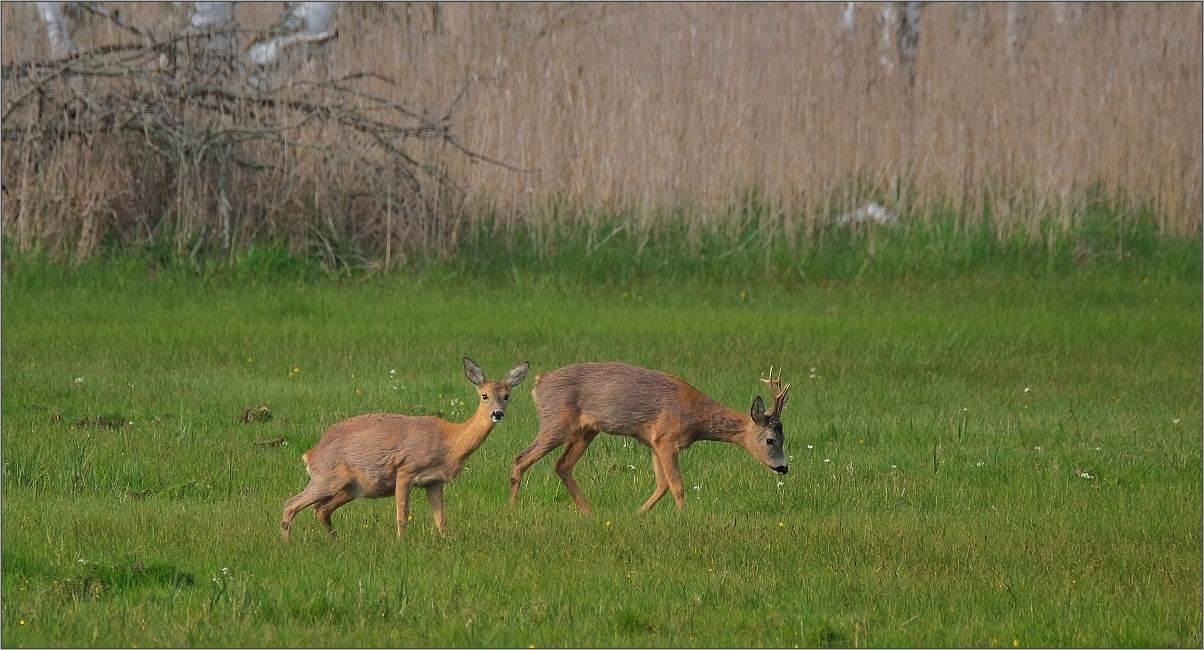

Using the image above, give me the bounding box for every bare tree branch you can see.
[2,22,530,264]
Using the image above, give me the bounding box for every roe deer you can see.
[509,363,789,514]
[281,358,529,540]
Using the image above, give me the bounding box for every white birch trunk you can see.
[187,1,233,30]
[877,2,898,74]
[246,2,338,66]
[1006,2,1030,59]
[899,1,920,85]
[35,2,77,59]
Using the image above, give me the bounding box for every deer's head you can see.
[746,366,790,474]
[464,358,530,422]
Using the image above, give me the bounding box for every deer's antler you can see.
[760,366,791,420]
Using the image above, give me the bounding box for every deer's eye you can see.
[766,439,775,447]
[481,394,488,401]
[504,395,509,401]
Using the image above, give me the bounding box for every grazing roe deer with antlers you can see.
[281,358,529,540]
[509,363,790,514]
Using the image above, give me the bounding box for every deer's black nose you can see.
[774,465,789,475]
[491,411,505,422]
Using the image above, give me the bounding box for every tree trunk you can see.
[35,2,77,59]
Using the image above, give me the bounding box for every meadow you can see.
[1,228,1200,647]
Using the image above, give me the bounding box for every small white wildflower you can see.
[221,567,229,575]
[693,485,701,491]
[129,421,134,426]
[963,408,968,412]
[628,465,636,470]
[1173,419,1180,424]
[1034,446,1042,451]
[78,558,87,564]
[824,458,831,463]
[390,369,396,374]
[807,444,814,450]
[1078,471,1094,479]
[1024,387,1030,393]
[1094,447,1101,451]
[810,367,816,373]
[789,455,795,461]
[976,461,984,467]
[74,377,84,383]
[776,480,784,488]
[891,465,897,469]
[809,373,817,379]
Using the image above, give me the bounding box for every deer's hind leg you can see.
[313,489,355,537]
[282,482,333,540]
[554,430,599,514]
[510,420,575,504]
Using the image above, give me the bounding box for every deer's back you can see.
[305,413,448,477]
[533,362,719,435]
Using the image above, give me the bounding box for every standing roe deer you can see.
[509,362,789,514]
[281,358,529,540]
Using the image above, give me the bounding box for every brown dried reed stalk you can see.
[424,3,1200,242]
[1,3,1199,265]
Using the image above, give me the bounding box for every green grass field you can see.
[2,241,1201,646]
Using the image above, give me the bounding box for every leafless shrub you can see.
[1,6,520,266]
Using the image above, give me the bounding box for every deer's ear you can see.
[750,395,767,425]
[464,357,487,387]
[504,361,530,388]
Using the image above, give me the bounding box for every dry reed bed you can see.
[2,2,1200,262]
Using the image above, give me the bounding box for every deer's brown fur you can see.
[509,362,789,514]
[281,358,529,539]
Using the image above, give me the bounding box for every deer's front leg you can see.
[638,450,670,514]
[426,483,449,537]
[394,473,415,537]
[657,446,687,511]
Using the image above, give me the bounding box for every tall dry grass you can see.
[2,2,1200,263]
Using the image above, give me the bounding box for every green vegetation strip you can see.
[2,252,1200,646]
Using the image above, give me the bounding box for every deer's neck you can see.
[443,406,496,464]
[700,407,750,444]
